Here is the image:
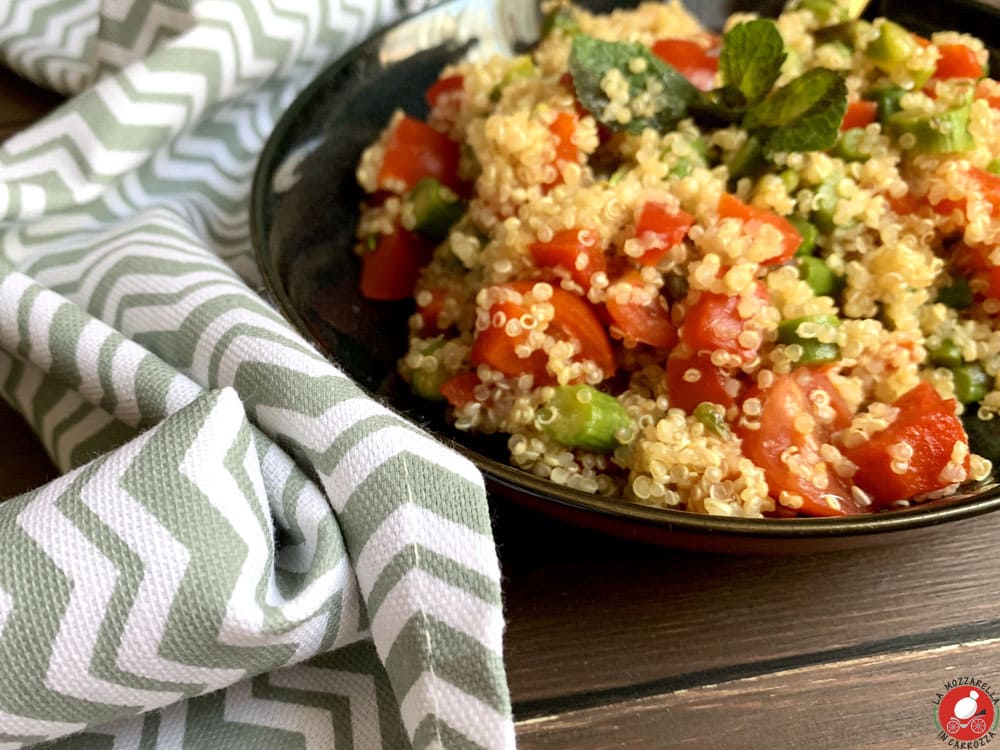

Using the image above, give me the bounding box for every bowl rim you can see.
[250,0,1000,541]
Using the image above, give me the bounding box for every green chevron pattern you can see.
[0,1,514,748]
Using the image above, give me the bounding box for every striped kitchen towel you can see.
[0,1,514,748]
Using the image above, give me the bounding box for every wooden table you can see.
[4,65,1000,750]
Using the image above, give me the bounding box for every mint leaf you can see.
[569,36,698,135]
[719,20,787,105]
[743,67,847,154]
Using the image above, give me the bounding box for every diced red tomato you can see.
[840,100,878,131]
[416,288,450,333]
[953,242,1000,300]
[529,228,606,289]
[440,372,481,408]
[718,193,802,264]
[633,202,694,266]
[975,79,1000,108]
[376,115,462,193]
[651,38,719,91]
[425,75,464,109]
[933,44,985,80]
[678,284,768,363]
[549,112,579,166]
[664,349,739,413]
[886,191,923,216]
[471,281,614,382]
[930,167,1000,219]
[736,372,859,517]
[605,272,677,349]
[360,227,434,301]
[843,381,969,507]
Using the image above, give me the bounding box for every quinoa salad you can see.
[352,0,1000,518]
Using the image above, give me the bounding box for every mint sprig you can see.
[568,36,698,135]
[719,19,787,105]
[744,68,848,154]
[565,21,847,157]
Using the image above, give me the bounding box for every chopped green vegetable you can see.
[694,402,730,438]
[410,178,465,241]
[779,168,801,193]
[953,363,990,404]
[811,175,845,232]
[888,101,975,154]
[568,36,698,135]
[668,158,693,178]
[728,134,765,180]
[789,0,870,25]
[788,215,818,256]
[864,20,934,87]
[542,5,581,38]
[664,273,689,302]
[490,56,537,102]
[743,68,848,155]
[929,338,964,369]
[962,409,1000,465]
[609,164,630,185]
[777,314,842,364]
[987,159,1000,176]
[863,85,906,124]
[411,338,448,400]
[540,385,631,453]
[937,276,974,310]
[833,127,868,161]
[719,20,787,105]
[799,256,844,297]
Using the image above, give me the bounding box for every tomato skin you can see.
[953,242,1000,300]
[651,38,719,91]
[425,75,464,109]
[549,112,579,166]
[931,167,1000,219]
[376,116,462,193]
[360,227,434,301]
[679,285,767,364]
[605,272,677,349]
[634,202,695,267]
[664,349,738,413]
[736,372,859,517]
[416,288,450,333]
[843,382,969,507]
[471,281,615,382]
[840,100,878,131]
[718,193,802,264]
[933,44,985,80]
[975,79,1000,108]
[440,372,481,408]
[529,228,606,290]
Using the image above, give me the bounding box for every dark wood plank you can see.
[498,502,1000,705]
[515,638,1000,749]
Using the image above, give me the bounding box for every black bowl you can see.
[251,0,1000,552]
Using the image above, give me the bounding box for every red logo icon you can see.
[938,685,997,742]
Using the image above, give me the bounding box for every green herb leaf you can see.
[569,35,698,135]
[719,19,787,105]
[744,67,847,154]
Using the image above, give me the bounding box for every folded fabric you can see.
[0,1,514,748]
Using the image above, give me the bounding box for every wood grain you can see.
[499,503,1000,705]
[514,638,1000,749]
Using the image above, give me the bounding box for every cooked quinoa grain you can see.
[353,0,1000,518]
